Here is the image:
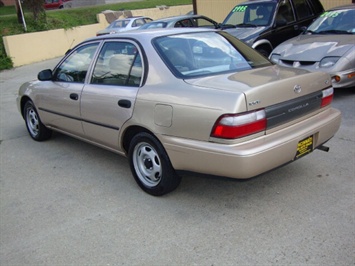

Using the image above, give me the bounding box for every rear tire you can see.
[128,132,181,196]
[24,101,52,141]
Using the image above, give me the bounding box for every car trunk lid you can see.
[184,65,331,111]
[185,65,333,133]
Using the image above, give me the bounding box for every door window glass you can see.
[276,0,295,24]
[193,17,217,28]
[293,0,313,19]
[91,41,143,87]
[54,43,99,83]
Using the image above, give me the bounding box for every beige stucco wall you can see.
[195,0,353,23]
[3,5,192,67]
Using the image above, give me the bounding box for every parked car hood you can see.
[273,35,354,61]
[185,65,330,110]
[224,26,266,42]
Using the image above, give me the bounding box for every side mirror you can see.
[38,69,53,81]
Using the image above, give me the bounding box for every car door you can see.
[39,42,100,136]
[80,40,144,150]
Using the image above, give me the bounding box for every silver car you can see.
[17,28,341,196]
[96,16,153,36]
[138,15,220,30]
[270,5,355,88]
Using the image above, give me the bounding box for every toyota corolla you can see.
[17,28,341,196]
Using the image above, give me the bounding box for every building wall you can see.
[194,0,354,22]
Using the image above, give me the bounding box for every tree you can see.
[15,0,23,24]
[23,0,46,23]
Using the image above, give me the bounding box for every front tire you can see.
[24,101,52,141]
[128,132,181,196]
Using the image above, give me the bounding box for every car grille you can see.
[265,91,322,129]
[281,60,317,67]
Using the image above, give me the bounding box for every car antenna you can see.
[65,39,76,55]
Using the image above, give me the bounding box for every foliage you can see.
[22,0,46,22]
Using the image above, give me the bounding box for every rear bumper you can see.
[160,108,341,179]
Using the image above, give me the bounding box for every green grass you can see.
[0,0,192,70]
[0,5,17,16]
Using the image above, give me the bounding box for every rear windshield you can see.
[153,31,271,79]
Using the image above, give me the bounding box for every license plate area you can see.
[295,135,313,160]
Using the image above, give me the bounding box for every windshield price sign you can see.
[233,5,247,12]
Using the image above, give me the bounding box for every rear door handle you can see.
[118,99,131,108]
[70,93,79,101]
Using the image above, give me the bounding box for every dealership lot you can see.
[0,58,354,265]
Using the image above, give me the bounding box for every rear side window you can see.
[175,19,194,27]
[193,17,217,28]
[91,41,143,87]
[308,0,324,14]
[276,0,295,24]
[293,0,313,19]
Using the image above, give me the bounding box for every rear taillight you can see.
[211,109,266,139]
[321,87,334,107]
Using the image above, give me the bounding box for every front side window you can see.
[223,2,276,26]
[53,42,99,83]
[153,31,271,79]
[91,41,143,86]
[132,18,145,28]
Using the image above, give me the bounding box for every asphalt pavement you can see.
[0,59,354,265]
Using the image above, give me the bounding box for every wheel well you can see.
[122,126,153,154]
[255,44,272,57]
[20,96,31,118]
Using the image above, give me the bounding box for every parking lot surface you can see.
[0,59,354,265]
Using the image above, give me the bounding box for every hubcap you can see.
[133,142,162,187]
[26,107,39,137]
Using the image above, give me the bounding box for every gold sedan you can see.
[17,28,341,196]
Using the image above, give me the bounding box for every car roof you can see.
[238,0,285,4]
[147,14,211,23]
[87,27,216,42]
[112,16,147,22]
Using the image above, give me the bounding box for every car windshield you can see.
[153,31,271,79]
[223,2,277,27]
[306,9,355,34]
[108,20,129,29]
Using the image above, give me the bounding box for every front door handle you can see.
[118,99,131,108]
[70,93,79,101]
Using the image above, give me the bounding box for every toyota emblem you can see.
[294,85,302,94]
